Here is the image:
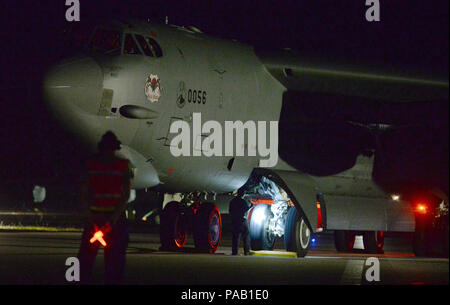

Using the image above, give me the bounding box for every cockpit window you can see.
[132,34,163,57]
[122,33,163,57]
[124,34,142,55]
[145,37,163,57]
[135,35,154,57]
[91,29,121,54]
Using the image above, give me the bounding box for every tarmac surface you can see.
[0,228,448,286]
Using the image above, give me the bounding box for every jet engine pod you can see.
[119,105,159,119]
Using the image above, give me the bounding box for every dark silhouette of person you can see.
[77,131,133,284]
[229,188,251,255]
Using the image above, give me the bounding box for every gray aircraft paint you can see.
[43,20,448,232]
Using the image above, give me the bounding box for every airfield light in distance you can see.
[391,194,400,201]
[415,203,428,215]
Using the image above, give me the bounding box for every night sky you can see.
[2,0,448,74]
[0,0,448,208]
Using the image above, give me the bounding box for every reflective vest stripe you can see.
[87,170,124,176]
[90,206,116,212]
[86,157,129,209]
[93,194,122,198]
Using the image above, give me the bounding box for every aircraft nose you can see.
[43,57,103,116]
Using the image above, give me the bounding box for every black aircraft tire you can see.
[443,224,449,256]
[284,206,311,257]
[159,201,187,250]
[193,202,222,253]
[248,204,276,251]
[413,225,429,257]
[334,230,356,252]
[363,231,385,254]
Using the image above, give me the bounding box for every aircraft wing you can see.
[256,50,448,102]
[260,50,449,183]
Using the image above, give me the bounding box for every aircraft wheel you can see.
[413,211,435,257]
[159,201,187,250]
[363,231,385,254]
[413,223,431,257]
[193,202,222,253]
[284,206,311,257]
[248,204,276,250]
[443,224,449,256]
[334,230,356,252]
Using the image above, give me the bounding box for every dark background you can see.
[0,0,448,211]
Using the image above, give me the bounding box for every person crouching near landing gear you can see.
[229,188,251,255]
[77,131,133,284]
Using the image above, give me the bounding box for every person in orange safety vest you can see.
[77,131,133,284]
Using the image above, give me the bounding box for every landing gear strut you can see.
[363,231,385,254]
[333,230,384,253]
[334,230,355,252]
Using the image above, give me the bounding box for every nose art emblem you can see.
[145,74,161,103]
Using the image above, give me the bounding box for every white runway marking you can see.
[340,259,365,285]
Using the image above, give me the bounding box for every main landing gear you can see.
[160,200,222,253]
[334,230,385,254]
[247,203,312,257]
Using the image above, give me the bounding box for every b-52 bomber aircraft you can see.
[42,19,448,256]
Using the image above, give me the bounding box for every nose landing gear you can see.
[159,200,222,253]
[159,201,187,250]
[193,202,222,253]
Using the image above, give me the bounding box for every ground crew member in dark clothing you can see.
[77,131,133,284]
[229,188,251,255]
